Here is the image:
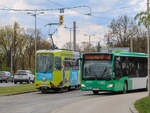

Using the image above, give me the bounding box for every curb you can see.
[129,102,139,113]
[0,90,38,96]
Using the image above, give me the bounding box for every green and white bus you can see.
[80,52,148,94]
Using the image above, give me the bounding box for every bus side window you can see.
[55,56,62,70]
[138,58,147,77]
[120,57,129,77]
[114,56,122,77]
[128,57,138,77]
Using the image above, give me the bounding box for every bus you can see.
[80,52,148,94]
[35,49,80,93]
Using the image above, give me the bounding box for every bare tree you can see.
[105,15,138,48]
[0,23,52,72]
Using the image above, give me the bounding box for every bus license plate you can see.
[93,88,99,91]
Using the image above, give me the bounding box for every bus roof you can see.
[113,52,148,57]
[82,52,148,57]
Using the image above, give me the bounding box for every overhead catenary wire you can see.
[0,5,91,13]
[47,0,92,16]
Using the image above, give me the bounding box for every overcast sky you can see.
[0,0,147,48]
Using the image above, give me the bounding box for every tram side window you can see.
[63,59,79,71]
[72,60,79,70]
[63,60,71,71]
[55,57,62,70]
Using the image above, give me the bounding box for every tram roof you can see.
[36,49,80,57]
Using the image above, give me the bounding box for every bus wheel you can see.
[146,80,148,91]
[41,89,47,94]
[123,83,127,94]
[93,90,99,95]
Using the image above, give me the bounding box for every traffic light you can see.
[59,15,63,25]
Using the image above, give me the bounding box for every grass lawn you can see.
[135,96,150,113]
[0,84,37,95]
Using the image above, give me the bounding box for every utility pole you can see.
[89,35,91,52]
[27,11,45,73]
[11,35,13,74]
[69,28,72,49]
[84,34,95,52]
[27,11,44,55]
[130,38,133,52]
[147,0,150,96]
[73,21,76,51]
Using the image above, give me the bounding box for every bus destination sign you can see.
[85,55,111,60]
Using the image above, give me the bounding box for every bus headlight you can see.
[81,84,86,87]
[107,84,113,88]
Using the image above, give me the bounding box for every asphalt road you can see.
[0,90,147,113]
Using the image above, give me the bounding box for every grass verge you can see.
[0,84,37,95]
[135,96,150,113]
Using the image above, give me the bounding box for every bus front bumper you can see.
[80,83,115,92]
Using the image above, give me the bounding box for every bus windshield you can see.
[36,53,54,73]
[83,60,112,80]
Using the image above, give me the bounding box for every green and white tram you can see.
[80,52,148,94]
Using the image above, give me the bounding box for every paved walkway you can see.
[52,91,147,113]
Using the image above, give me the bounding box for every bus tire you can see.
[41,89,47,94]
[146,80,148,91]
[14,81,17,84]
[122,82,128,94]
[93,90,99,95]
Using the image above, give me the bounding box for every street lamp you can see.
[27,11,45,55]
[84,34,95,52]
[64,26,72,50]
[27,10,45,73]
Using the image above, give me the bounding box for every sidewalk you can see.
[51,92,147,113]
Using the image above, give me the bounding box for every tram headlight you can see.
[107,84,113,88]
[81,84,86,87]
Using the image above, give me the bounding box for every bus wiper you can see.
[101,67,107,78]
[84,75,97,80]
[92,74,98,80]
